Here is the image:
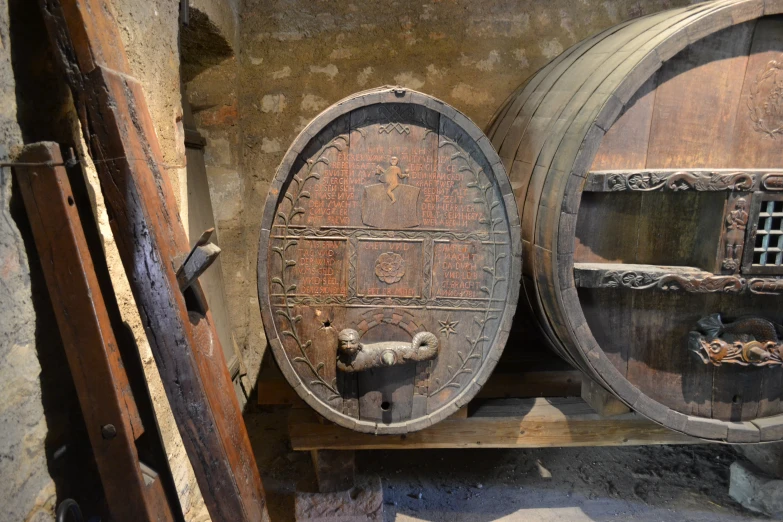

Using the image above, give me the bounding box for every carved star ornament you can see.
[438,315,459,338]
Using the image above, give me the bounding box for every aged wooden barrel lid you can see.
[488,0,783,442]
[258,87,521,433]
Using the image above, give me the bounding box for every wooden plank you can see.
[15,142,180,522]
[289,398,699,450]
[731,16,783,168]
[183,96,241,377]
[591,74,658,171]
[40,2,269,520]
[645,20,755,168]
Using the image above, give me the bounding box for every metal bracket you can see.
[176,228,221,291]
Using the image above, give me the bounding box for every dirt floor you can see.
[244,403,770,522]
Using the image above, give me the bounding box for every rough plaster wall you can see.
[0,5,60,520]
[191,0,240,49]
[114,0,189,229]
[0,3,57,520]
[232,0,699,375]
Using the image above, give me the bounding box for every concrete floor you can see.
[245,405,768,522]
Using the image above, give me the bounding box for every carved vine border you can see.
[270,134,350,400]
[429,137,507,396]
[606,171,757,192]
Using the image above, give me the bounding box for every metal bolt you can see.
[101,424,117,440]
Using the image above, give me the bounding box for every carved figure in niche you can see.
[689,313,783,367]
[362,156,421,229]
[722,197,749,272]
[336,328,438,372]
[375,156,409,203]
[749,59,783,139]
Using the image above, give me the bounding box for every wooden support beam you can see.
[289,398,699,451]
[310,451,356,493]
[15,142,181,522]
[38,1,269,520]
[574,262,782,295]
[584,169,783,192]
[581,377,631,417]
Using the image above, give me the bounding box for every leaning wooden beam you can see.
[574,262,783,295]
[584,169,783,192]
[38,1,269,520]
[15,142,180,522]
[289,398,699,450]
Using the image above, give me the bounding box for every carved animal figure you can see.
[336,328,438,372]
[375,156,409,203]
[698,313,783,343]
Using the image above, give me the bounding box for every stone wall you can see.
[0,2,57,518]
[222,0,697,378]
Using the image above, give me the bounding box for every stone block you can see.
[295,475,383,521]
[729,461,783,518]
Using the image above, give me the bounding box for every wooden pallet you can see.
[257,345,701,492]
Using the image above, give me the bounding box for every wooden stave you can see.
[488,0,783,441]
[259,86,523,434]
[495,2,723,372]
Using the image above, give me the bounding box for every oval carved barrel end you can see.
[488,0,783,442]
[259,87,521,434]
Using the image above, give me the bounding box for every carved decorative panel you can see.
[258,87,521,433]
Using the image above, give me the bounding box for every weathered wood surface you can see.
[39,0,269,519]
[487,1,783,442]
[289,398,699,450]
[258,364,582,406]
[15,142,181,522]
[259,87,521,434]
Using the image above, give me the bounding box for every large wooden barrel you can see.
[488,0,783,442]
[259,87,521,433]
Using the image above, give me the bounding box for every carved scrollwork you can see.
[601,271,745,293]
[606,171,757,192]
[749,278,783,295]
[689,313,783,367]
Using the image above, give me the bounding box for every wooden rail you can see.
[289,397,699,450]
[15,143,181,521]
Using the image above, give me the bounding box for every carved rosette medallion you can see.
[257,87,521,434]
[375,252,405,284]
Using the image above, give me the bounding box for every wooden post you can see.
[38,1,269,520]
[581,377,631,417]
[15,142,181,522]
[311,450,356,493]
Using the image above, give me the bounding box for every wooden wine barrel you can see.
[488,0,783,442]
[258,87,521,433]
